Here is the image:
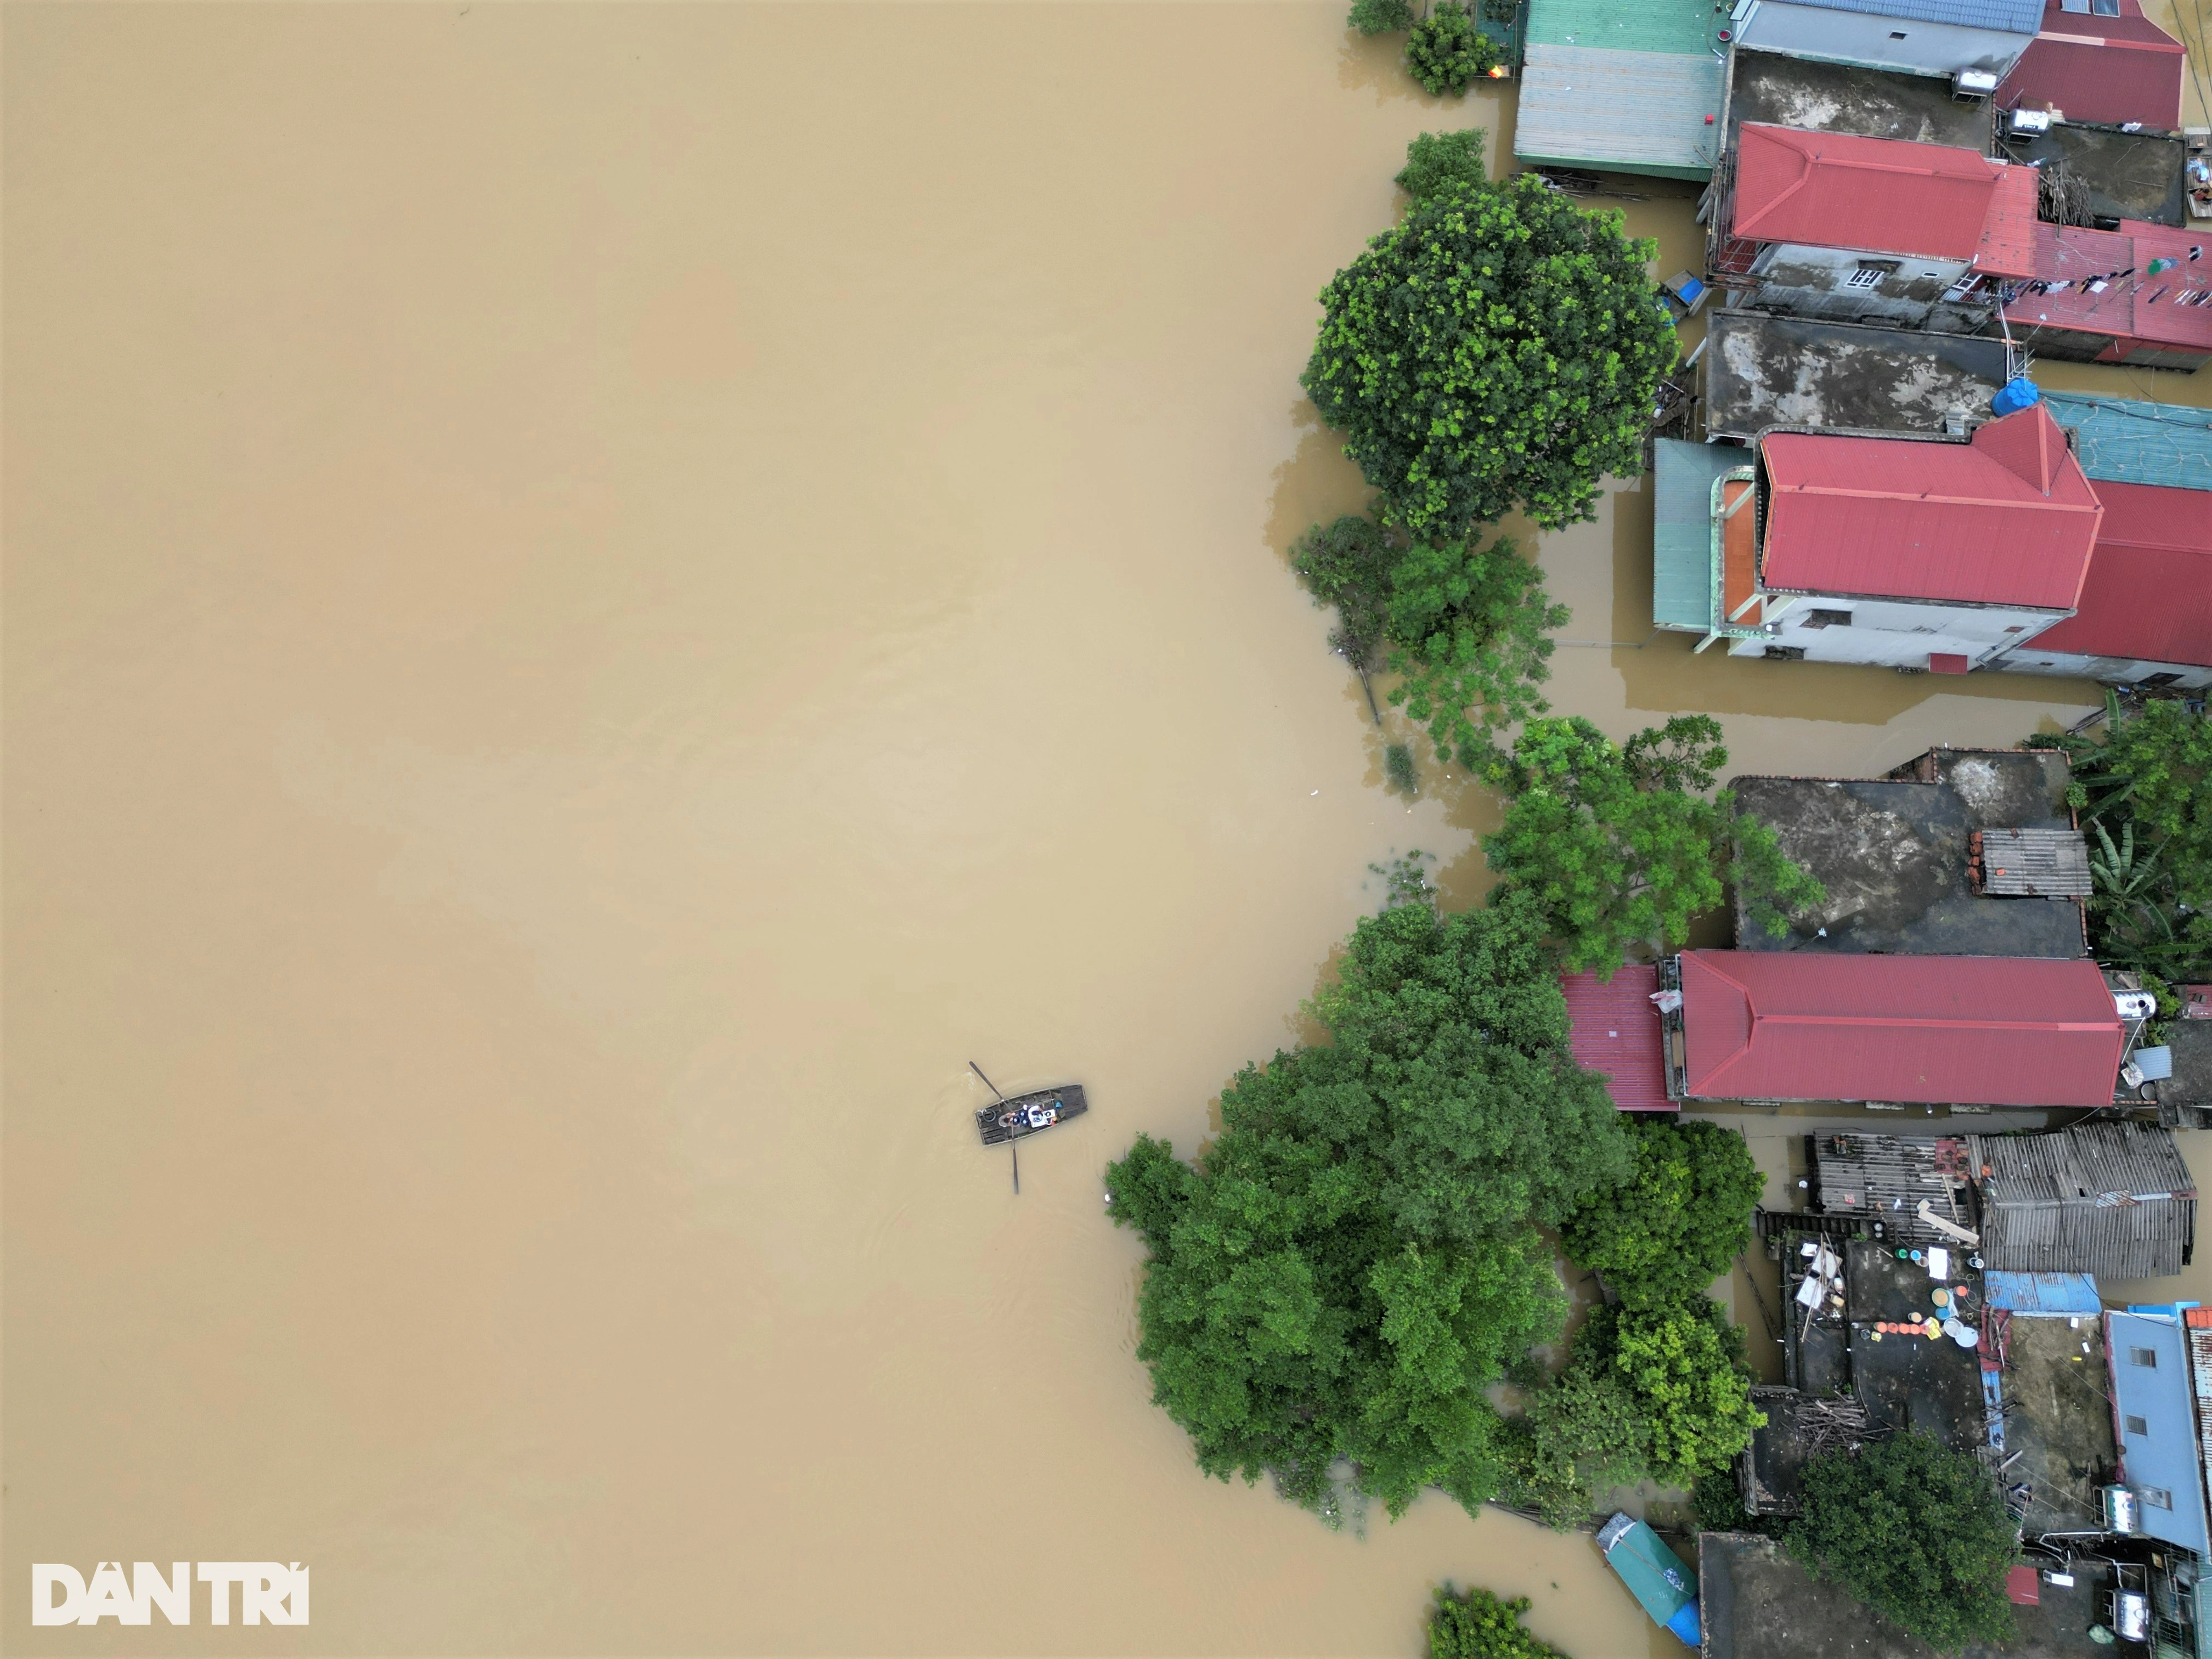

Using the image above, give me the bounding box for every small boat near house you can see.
[1596,1511,1701,1647]
[974,1085,1087,1146]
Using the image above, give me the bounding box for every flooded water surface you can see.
[5,4,2209,1655]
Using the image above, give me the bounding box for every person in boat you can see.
[1024,1104,1057,1130]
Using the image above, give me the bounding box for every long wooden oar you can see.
[970,1060,1018,1195]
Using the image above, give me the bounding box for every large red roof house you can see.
[1709,124,2040,328]
[1992,476,2212,689]
[1661,951,2126,1107]
[1679,402,2106,672]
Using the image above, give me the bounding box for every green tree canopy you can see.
[1291,516,1566,772]
[1397,129,1489,204]
[1427,1587,1573,1659]
[1585,1300,1763,1485]
[1482,715,1824,976]
[1302,172,1675,538]
[1385,535,1567,769]
[1790,1431,2019,1654]
[1497,1362,1650,1530]
[1106,887,1632,1523]
[1560,1119,1765,1310]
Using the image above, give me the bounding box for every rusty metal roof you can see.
[1972,826,2094,897]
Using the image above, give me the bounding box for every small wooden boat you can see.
[975,1085,1087,1146]
[1596,1511,1701,1647]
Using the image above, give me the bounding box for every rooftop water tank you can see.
[1993,378,2042,417]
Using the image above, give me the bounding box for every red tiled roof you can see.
[1758,405,2104,608]
[1677,951,2125,1106]
[2030,479,2212,668]
[2005,219,2212,354]
[2000,0,2186,129]
[1560,966,1674,1112]
[1730,123,2038,276]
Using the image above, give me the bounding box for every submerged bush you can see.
[1397,128,1488,204]
[1386,743,1419,795]
[1348,0,1416,34]
[1427,1587,1573,1659]
[1405,2,1499,96]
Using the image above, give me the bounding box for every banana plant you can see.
[2089,819,2163,911]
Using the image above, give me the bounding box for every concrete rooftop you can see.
[1700,1533,2117,1659]
[2005,125,2188,227]
[1730,751,2086,958]
[1703,312,2011,442]
[1997,1313,2116,1537]
[1728,48,1996,152]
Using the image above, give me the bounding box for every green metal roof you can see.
[1524,0,1723,54]
[2042,392,2212,494]
[1653,439,1739,633]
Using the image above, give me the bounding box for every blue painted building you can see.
[2109,1308,2212,1557]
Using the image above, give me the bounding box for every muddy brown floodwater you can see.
[5,4,2210,1655]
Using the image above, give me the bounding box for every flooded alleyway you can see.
[4,4,2207,1655]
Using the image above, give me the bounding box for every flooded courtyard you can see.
[4,4,2208,1654]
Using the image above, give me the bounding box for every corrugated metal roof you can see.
[1652,438,1741,631]
[2044,392,2212,492]
[1774,0,2041,30]
[1514,46,1724,178]
[1809,1131,1974,1240]
[1731,124,2031,267]
[2004,219,2212,355]
[1984,1269,2103,1313]
[1973,826,2093,896]
[1679,950,2126,1104]
[1978,162,2041,280]
[1972,1122,2197,1279]
[1560,966,1674,1111]
[2031,479,2212,670]
[1759,405,2104,608]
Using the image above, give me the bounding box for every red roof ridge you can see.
[1773,483,2100,513]
[1974,404,2068,495]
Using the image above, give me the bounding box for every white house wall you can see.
[1745,242,1977,330]
[1993,647,2212,690]
[1722,591,2066,668]
[1732,2,2030,78]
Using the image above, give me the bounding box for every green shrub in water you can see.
[1386,743,1419,795]
[1405,2,1499,97]
[1427,1587,1572,1659]
[1347,0,1415,35]
[1397,128,1488,204]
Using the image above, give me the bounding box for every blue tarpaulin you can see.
[1984,1271,2102,1316]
